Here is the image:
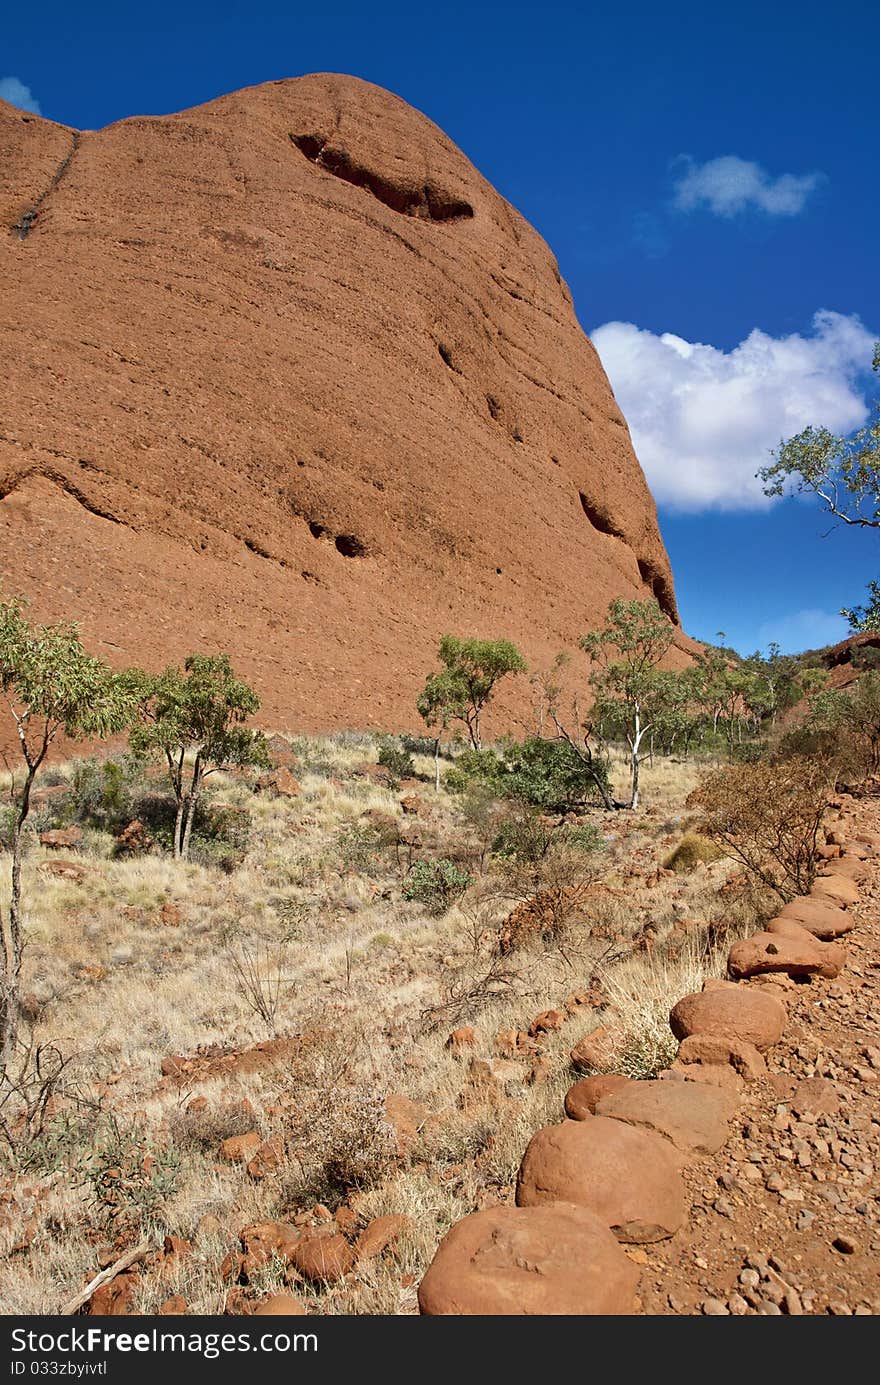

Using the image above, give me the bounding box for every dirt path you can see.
[640,796,880,1316]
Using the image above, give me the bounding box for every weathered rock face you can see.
[1,74,681,732]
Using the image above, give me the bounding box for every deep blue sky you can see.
[4,0,877,654]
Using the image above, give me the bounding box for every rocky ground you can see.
[640,796,880,1315]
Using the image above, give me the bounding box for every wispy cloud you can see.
[0,76,41,115]
[756,608,849,655]
[591,310,875,510]
[672,154,824,217]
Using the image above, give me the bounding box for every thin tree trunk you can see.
[2,760,39,1068]
[434,738,441,792]
[180,757,203,861]
[629,706,643,810]
[181,795,197,861]
[172,795,185,859]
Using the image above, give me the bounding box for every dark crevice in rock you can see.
[290,132,474,223]
[12,131,81,240]
[637,558,678,623]
[308,520,327,539]
[438,342,461,373]
[334,533,367,558]
[486,394,501,421]
[1,467,121,525]
[245,537,273,560]
[579,493,625,540]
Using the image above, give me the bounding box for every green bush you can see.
[402,858,471,913]
[336,822,384,873]
[376,736,415,783]
[446,737,610,813]
[67,756,139,831]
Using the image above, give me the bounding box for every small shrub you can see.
[67,756,139,831]
[445,737,610,812]
[85,1119,181,1230]
[688,753,833,899]
[376,736,415,783]
[336,822,384,873]
[168,1100,257,1152]
[402,858,472,914]
[662,833,724,873]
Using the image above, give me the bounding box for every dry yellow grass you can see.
[0,734,765,1315]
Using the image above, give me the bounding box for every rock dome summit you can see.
[1,72,681,728]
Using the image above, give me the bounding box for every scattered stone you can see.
[39,859,87,882]
[218,1132,262,1163]
[811,874,859,906]
[157,1297,187,1315]
[418,1203,640,1315]
[777,897,854,939]
[355,1214,411,1261]
[569,1025,621,1072]
[86,1272,138,1315]
[675,1032,766,1082]
[254,767,301,798]
[529,1009,564,1036]
[246,1137,285,1179]
[446,1027,476,1054]
[254,1294,307,1315]
[515,1116,686,1243]
[289,1234,355,1284]
[384,1094,429,1154]
[791,1077,840,1117]
[40,826,84,851]
[701,1298,729,1315]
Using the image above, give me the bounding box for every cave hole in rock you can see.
[335,533,367,558]
[289,133,474,223]
[578,493,624,540]
[308,520,326,539]
[637,558,677,621]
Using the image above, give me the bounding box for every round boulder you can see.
[515,1116,685,1243]
[728,929,845,981]
[418,1202,639,1315]
[777,897,854,939]
[564,1073,631,1120]
[811,874,859,906]
[670,984,786,1051]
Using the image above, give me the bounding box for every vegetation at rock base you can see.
[1,590,879,1315]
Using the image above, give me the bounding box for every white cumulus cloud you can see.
[591,310,875,511]
[673,155,823,217]
[0,76,41,114]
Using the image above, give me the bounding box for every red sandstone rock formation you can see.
[1,73,683,731]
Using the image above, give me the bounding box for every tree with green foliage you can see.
[130,654,269,861]
[0,597,140,1064]
[841,580,880,634]
[801,672,880,782]
[417,636,526,755]
[759,340,880,631]
[582,598,674,809]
